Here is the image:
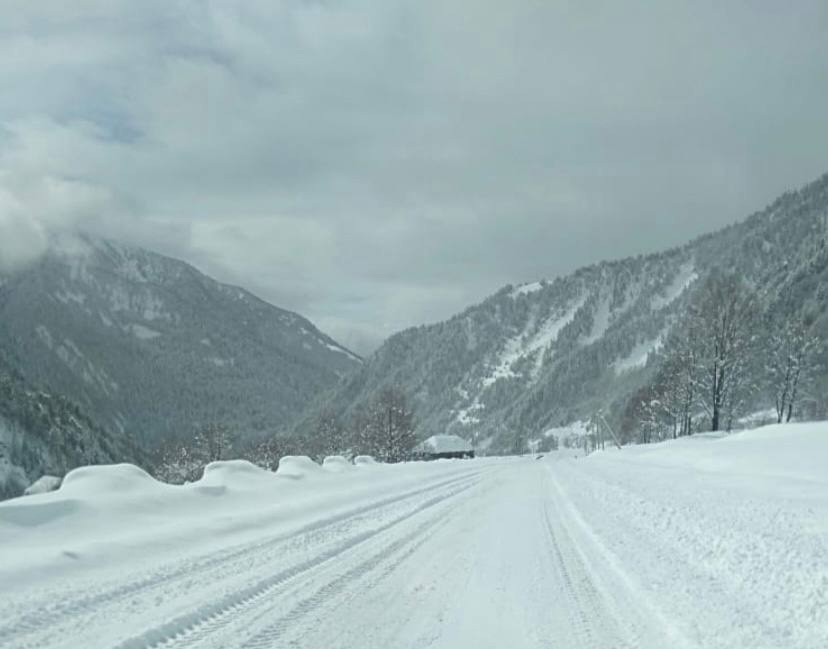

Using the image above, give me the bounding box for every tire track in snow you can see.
[0,470,482,649]
[239,473,502,649]
[106,475,481,649]
[221,502,452,649]
[542,494,632,649]
[544,465,697,649]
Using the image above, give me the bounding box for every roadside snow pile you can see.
[276,455,325,479]
[322,456,352,472]
[23,475,62,496]
[198,460,279,493]
[590,422,828,483]
[60,463,164,497]
[0,452,480,589]
[548,421,828,649]
[353,455,378,466]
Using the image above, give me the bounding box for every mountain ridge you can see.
[302,172,828,450]
[0,235,362,456]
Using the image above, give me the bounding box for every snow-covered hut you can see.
[414,434,474,460]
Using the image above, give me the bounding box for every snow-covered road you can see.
[1,423,826,649]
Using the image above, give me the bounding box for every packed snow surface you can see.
[0,423,825,649]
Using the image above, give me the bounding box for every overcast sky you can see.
[1,1,827,354]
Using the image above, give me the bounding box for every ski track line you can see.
[545,465,699,649]
[0,469,483,649]
[107,476,482,649]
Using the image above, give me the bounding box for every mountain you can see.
[0,236,362,454]
[0,351,142,498]
[307,173,828,451]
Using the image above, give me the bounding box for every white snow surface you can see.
[482,293,587,388]
[22,475,62,496]
[510,281,544,298]
[582,291,612,344]
[454,396,484,425]
[0,423,825,649]
[613,334,664,374]
[325,342,362,363]
[543,420,590,440]
[651,260,698,310]
[126,323,162,340]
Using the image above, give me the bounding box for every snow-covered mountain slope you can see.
[0,353,142,499]
[0,236,361,450]
[309,173,828,450]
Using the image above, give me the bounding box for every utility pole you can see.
[598,412,623,450]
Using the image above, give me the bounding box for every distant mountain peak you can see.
[0,236,361,460]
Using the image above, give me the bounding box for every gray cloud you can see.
[1,1,827,352]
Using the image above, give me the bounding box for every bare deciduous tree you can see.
[349,387,416,462]
[766,316,820,423]
[153,422,234,483]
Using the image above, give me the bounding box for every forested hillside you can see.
[0,236,361,452]
[303,173,828,452]
[0,352,141,498]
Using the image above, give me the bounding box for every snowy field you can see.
[0,424,825,649]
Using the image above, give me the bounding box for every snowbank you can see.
[196,460,279,494]
[581,421,827,484]
[0,451,484,590]
[23,475,62,496]
[322,456,352,472]
[60,463,165,497]
[546,421,828,649]
[276,455,325,479]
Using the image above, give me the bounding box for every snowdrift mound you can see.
[353,455,378,466]
[23,476,62,496]
[0,496,81,528]
[197,460,277,492]
[587,422,828,483]
[60,464,165,498]
[276,456,324,479]
[549,420,828,649]
[322,456,352,472]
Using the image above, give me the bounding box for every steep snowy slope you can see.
[309,173,828,450]
[0,236,361,448]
